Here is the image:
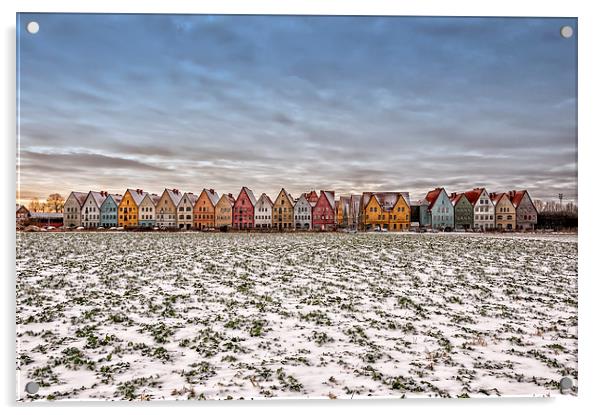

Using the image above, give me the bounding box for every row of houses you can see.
[56,186,538,231]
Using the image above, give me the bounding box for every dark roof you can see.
[70,191,88,207]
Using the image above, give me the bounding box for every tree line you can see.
[26,194,65,213]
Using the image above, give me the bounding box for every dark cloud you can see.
[16,14,577,204]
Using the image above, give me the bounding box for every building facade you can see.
[233,187,256,229]
[100,194,122,228]
[312,190,336,231]
[139,193,160,228]
[156,189,183,229]
[272,188,294,230]
[464,188,495,230]
[509,190,538,230]
[359,192,410,231]
[254,193,273,228]
[490,192,516,231]
[294,194,312,230]
[450,192,474,230]
[215,193,235,229]
[177,192,197,230]
[194,189,220,230]
[63,191,88,228]
[81,191,107,228]
[425,188,454,230]
[118,189,147,228]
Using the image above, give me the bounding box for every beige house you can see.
[491,192,516,231]
[215,193,236,229]
[63,191,88,228]
[272,188,295,229]
[156,189,183,229]
[176,192,197,230]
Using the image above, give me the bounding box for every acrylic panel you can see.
[16,14,578,401]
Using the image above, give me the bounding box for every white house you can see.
[294,194,313,230]
[176,192,197,230]
[465,188,495,230]
[139,193,160,228]
[81,191,108,228]
[63,191,88,228]
[254,193,274,228]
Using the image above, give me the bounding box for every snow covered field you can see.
[16,232,578,401]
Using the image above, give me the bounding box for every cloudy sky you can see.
[17,14,577,204]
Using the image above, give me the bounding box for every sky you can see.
[17,14,577,204]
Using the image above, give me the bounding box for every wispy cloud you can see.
[17,14,577,203]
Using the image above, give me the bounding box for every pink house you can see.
[233,187,256,229]
[312,190,336,231]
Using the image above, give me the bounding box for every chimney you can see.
[210,189,215,194]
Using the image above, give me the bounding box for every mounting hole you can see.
[560,25,573,39]
[25,381,39,394]
[26,21,39,34]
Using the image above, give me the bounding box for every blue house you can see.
[100,194,122,228]
[425,187,454,230]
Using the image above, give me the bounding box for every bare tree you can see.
[27,198,42,212]
[46,193,65,213]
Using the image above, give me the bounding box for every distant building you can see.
[255,193,274,229]
[294,193,312,230]
[312,190,336,231]
[194,189,220,230]
[82,191,108,228]
[509,190,537,230]
[233,187,256,230]
[490,192,516,231]
[449,192,473,230]
[63,191,88,228]
[463,188,495,230]
[29,212,63,228]
[215,193,235,229]
[100,194,122,228]
[359,192,411,231]
[118,189,148,228]
[156,189,183,229]
[16,205,30,224]
[272,188,295,230]
[139,193,160,228]
[424,188,454,230]
[410,199,430,227]
[177,192,198,230]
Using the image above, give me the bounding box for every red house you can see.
[233,187,257,230]
[312,190,336,231]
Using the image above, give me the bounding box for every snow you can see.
[16,232,577,401]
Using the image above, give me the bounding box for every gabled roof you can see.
[294,193,309,207]
[507,190,532,209]
[257,193,274,207]
[110,194,123,205]
[69,191,88,207]
[163,188,183,206]
[424,188,448,210]
[449,192,469,207]
[463,188,488,206]
[179,192,198,206]
[86,191,108,208]
[276,188,294,206]
[200,189,220,206]
[489,192,508,206]
[238,187,257,206]
[125,189,148,206]
[141,193,160,206]
[303,190,319,207]
[411,199,429,207]
[218,193,236,207]
[321,190,335,209]
[361,192,410,212]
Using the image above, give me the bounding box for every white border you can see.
[2,1,600,415]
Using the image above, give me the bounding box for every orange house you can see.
[194,189,220,229]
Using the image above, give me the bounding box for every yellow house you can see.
[361,194,386,231]
[118,188,147,228]
[387,193,411,231]
[360,192,411,231]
